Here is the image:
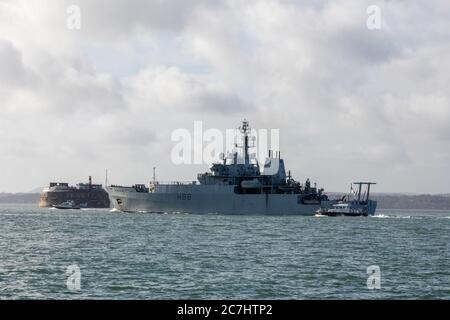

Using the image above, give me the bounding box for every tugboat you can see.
[52,200,81,210]
[316,182,377,217]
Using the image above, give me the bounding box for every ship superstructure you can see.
[108,120,332,215]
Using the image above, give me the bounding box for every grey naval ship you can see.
[108,120,333,215]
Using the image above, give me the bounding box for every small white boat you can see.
[52,200,80,210]
[79,202,88,208]
[316,202,370,217]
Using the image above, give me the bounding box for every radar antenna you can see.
[239,119,250,135]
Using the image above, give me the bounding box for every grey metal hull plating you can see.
[107,185,330,215]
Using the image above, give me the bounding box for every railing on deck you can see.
[153,181,198,185]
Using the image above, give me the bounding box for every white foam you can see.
[372,214,411,219]
[373,214,390,218]
[314,214,326,217]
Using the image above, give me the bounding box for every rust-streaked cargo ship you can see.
[39,176,110,208]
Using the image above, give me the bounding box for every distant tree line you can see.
[328,193,450,210]
[371,194,450,210]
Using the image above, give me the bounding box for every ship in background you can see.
[108,120,333,215]
[39,176,110,208]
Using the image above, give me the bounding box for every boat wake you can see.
[314,214,326,217]
[372,214,411,219]
[372,214,389,218]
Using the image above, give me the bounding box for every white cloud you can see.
[0,0,449,193]
[125,66,251,114]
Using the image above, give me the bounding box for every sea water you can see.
[0,204,449,299]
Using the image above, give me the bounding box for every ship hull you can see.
[107,186,331,215]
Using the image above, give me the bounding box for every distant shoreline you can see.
[328,193,450,210]
[1,192,450,210]
[0,193,41,204]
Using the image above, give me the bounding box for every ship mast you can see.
[239,119,251,165]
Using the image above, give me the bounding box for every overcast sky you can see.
[0,0,449,193]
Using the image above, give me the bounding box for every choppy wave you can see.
[1,203,449,299]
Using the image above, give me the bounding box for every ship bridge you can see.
[195,120,325,200]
